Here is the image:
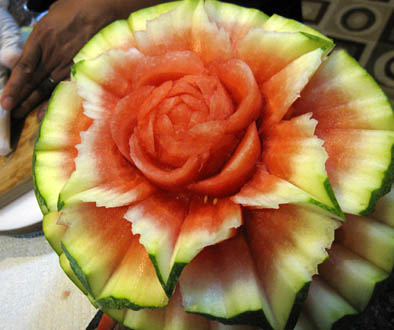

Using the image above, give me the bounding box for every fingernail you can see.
[2,96,14,110]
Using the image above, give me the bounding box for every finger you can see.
[12,78,56,119]
[51,61,73,83]
[12,60,73,119]
[1,41,43,111]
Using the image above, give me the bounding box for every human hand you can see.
[1,0,118,118]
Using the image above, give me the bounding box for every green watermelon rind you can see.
[149,255,187,297]
[59,253,99,308]
[62,244,169,311]
[34,81,86,214]
[61,246,168,317]
[96,296,146,311]
[61,243,92,296]
[330,272,394,329]
[284,283,311,330]
[58,198,65,212]
[360,143,394,216]
[32,86,56,215]
[337,51,394,217]
[101,308,127,325]
[189,309,273,329]
[186,283,309,330]
[59,253,89,296]
[310,217,394,327]
[308,178,345,220]
[96,290,168,311]
[263,14,333,43]
[32,151,49,214]
[304,270,394,330]
[164,261,187,297]
[299,32,333,53]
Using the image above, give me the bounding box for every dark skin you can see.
[1,0,169,119]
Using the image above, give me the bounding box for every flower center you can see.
[111,50,263,196]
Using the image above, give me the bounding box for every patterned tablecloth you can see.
[302,0,394,102]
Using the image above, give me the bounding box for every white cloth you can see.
[0,7,21,70]
[0,6,22,155]
[0,234,97,329]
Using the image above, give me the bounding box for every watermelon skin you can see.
[60,203,168,310]
[297,208,394,330]
[336,214,394,273]
[293,49,394,216]
[42,211,67,256]
[33,81,92,214]
[124,193,242,297]
[180,232,273,329]
[180,205,339,330]
[32,1,394,329]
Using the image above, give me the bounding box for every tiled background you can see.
[302,0,394,102]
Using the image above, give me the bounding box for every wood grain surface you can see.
[0,108,40,208]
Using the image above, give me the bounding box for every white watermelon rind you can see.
[33,81,88,214]
[205,0,269,31]
[32,160,49,214]
[360,143,394,216]
[42,211,67,255]
[298,209,394,330]
[332,275,393,328]
[61,243,155,311]
[33,86,59,215]
[301,261,394,330]
[73,1,182,63]
[186,283,309,330]
[263,14,332,43]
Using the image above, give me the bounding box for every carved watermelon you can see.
[33,1,394,329]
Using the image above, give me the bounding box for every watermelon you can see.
[32,0,394,329]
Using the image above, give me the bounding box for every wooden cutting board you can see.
[0,108,41,208]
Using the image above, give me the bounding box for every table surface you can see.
[0,234,97,330]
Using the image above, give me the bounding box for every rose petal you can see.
[133,51,205,88]
[111,85,155,162]
[129,133,202,189]
[190,122,261,196]
[209,59,262,133]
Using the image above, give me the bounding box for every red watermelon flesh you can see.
[32,1,394,330]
